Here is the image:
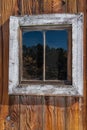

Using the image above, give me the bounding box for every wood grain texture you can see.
[0,0,87,130]
[20,96,43,130]
[0,1,22,130]
[0,0,3,104]
[65,1,79,130]
[66,0,77,13]
[0,1,9,130]
[43,96,55,130]
[54,97,66,130]
[5,96,20,130]
[43,0,63,13]
[79,98,84,130]
[65,97,79,130]
[66,0,87,130]
[13,0,22,15]
[21,0,65,15]
[77,0,87,130]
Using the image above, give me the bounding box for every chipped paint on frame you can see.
[9,13,83,96]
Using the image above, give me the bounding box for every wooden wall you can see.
[0,0,87,130]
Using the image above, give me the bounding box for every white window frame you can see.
[9,13,83,96]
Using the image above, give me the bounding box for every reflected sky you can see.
[46,30,67,50]
[22,30,68,50]
[23,31,43,47]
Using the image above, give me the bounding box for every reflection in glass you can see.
[46,30,68,80]
[22,31,43,80]
[22,29,69,81]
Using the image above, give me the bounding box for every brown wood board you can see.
[0,0,87,130]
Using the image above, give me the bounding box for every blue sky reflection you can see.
[22,30,68,50]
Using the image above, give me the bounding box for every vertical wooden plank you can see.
[62,0,67,13]
[77,0,87,130]
[21,0,65,15]
[0,0,4,122]
[0,19,9,130]
[1,0,22,24]
[5,96,20,130]
[2,18,9,105]
[0,0,9,129]
[43,97,66,130]
[43,97,55,130]
[37,0,44,14]
[0,0,3,104]
[0,3,2,128]
[43,0,52,13]
[12,0,22,15]
[66,0,77,13]
[65,97,79,130]
[79,98,84,130]
[20,96,43,130]
[22,0,32,15]
[22,0,42,15]
[65,1,80,130]
[0,0,22,130]
[54,97,66,130]
[43,0,64,14]
[5,0,23,129]
[50,0,63,13]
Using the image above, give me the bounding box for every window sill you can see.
[9,84,81,96]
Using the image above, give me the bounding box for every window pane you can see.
[22,31,43,80]
[46,30,68,80]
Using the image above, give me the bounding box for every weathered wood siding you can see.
[0,0,87,130]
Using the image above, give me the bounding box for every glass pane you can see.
[22,31,43,80]
[46,30,68,80]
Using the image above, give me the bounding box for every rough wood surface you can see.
[0,0,87,130]
[0,0,2,104]
[77,0,87,130]
[65,97,79,130]
[0,0,20,130]
[21,0,63,15]
[54,97,66,130]
[20,96,43,130]
[65,1,87,130]
[0,1,4,129]
[43,97,55,130]
[66,0,78,13]
[5,96,20,130]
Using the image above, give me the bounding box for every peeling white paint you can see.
[9,13,84,96]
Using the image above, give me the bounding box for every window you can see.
[20,26,72,85]
[9,13,83,96]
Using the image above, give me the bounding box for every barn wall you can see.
[0,0,87,130]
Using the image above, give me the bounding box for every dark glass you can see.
[22,31,43,80]
[45,30,68,80]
